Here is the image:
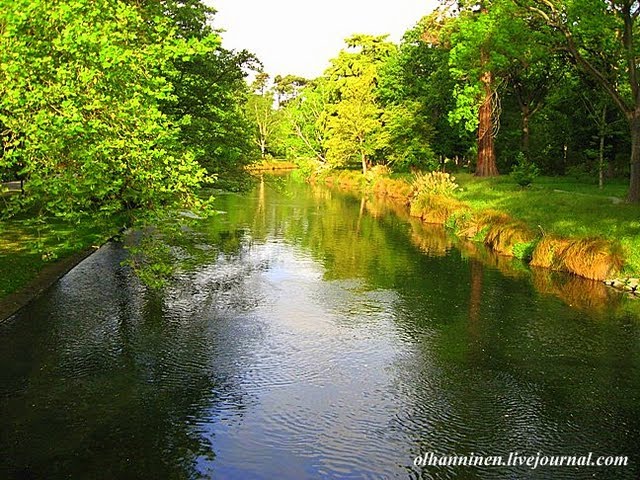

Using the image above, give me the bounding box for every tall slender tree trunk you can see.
[360,152,367,175]
[476,48,499,177]
[598,106,606,190]
[522,105,530,160]
[628,112,640,202]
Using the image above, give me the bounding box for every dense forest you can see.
[2,0,640,224]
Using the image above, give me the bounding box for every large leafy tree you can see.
[525,0,640,202]
[142,0,260,183]
[0,0,212,218]
[245,74,286,159]
[282,78,331,164]
[378,12,471,170]
[324,34,395,174]
[449,2,501,176]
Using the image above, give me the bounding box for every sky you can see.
[205,0,439,79]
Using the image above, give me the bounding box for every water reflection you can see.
[0,176,639,479]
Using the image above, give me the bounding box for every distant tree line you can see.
[248,0,640,202]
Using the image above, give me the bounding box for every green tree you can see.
[449,2,501,176]
[245,75,285,159]
[283,78,331,165]
[140,0,260,186]
[525,0,640,202]
[324,34,395,174]
[274,74,308,108]
[0,0,212,219]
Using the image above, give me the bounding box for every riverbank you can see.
[318,169,640,286]
[0,247,98,322]
[0,217,119,320]
[246,159,297,172]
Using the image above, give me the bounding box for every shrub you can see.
[511,153,540,187]
[365,164,392,185]
[565,163,596,184]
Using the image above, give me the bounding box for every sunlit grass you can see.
[454,174,640,274]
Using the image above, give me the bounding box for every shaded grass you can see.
[0,216,119,297]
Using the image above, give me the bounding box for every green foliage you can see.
[0,0,211,220]
[282,78,330,165]
[377,12,474,166]
[380,102,437,170]
[324,35,396,173]
[512,240,537,261]
[165,46,260,182]
[565,163,596,184]
[511,153,540,187]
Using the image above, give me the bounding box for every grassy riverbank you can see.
[320,169,640,280]
[454,174,640,274]
[0,216,118,299]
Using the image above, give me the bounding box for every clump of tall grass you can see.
[454,210,535,256]
[409,194,469,224]
[412,171,459,197]
[365,164,392,180]
[530,236,623,280]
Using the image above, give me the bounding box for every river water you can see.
[1,176,639,479]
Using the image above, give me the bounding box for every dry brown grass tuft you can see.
[456,210,535,256]
[531,236,623,280]
[483,218,535,256]
[530,236,570,269]
[409,194,469,225]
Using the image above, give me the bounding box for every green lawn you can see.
[452,174,640,274]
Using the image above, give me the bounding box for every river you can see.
[1,175,639,479]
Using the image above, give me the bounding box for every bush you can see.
[511,153,540,187]
[565,163,596,184]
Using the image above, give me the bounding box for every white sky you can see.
[205,0,439,79]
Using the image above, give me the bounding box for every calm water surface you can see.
[1,177,640,479]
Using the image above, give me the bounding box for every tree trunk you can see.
[361,152,367,175]
[628,112,640,202]
[476,51,499,177]
[598,106,606,190]
[522,104,530,160]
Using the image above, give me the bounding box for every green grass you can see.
[453,174,640,274]
[0,216,120,297]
